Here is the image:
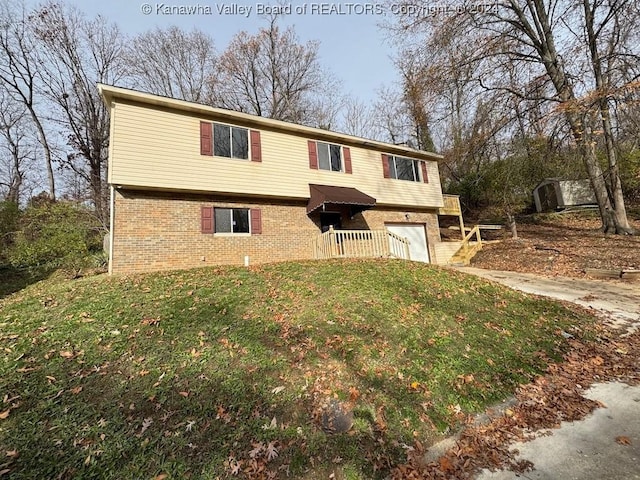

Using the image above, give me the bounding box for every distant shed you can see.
[533,178,597,212]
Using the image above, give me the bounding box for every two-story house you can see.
[99,84,464,274]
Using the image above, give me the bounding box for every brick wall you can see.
[110,189,443,274]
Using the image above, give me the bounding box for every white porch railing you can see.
[313,227,411,260]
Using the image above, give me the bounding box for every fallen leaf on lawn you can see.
[349,386,361,402]
[0,410,10,420]
[249,442,264,458]
[70,386,83,395]
[139,370,150,377]
[265,441,278,461]
[0,468,11,476]
[153,474,168,480]
[262,417,277,430]
[59,351,75,359]
[140,417,153,435]
[5,450,18,458]
[271,386,285,394]
[439,456,453,472]
[178,391,189,397]
[616,436,632,445]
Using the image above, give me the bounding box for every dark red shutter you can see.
[421,161,429,183]
[200,122,212,156]
[250,130,262,162]
[308,140,318,169]
[250,209,262,234]
[343,147,352,174]
[382,154,390,178]
[201,206,214,233]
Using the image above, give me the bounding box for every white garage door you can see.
[386,224,430,263]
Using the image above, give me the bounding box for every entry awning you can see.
[307,184,377,215]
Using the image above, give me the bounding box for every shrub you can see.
[620,150,640,204]
[0,201,20,264]
[7,201,102,271]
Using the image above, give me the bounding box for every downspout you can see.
[108,185,115,275]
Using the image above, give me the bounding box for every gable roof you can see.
[97,84,443,162]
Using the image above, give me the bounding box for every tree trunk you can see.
[28,105,56,200]
[581,0,635,234]
[506,212,518,240]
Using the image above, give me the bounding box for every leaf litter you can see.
[392,324,640,478]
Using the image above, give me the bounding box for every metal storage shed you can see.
[533,178,597,212]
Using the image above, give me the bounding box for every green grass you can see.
[0,259,594,478]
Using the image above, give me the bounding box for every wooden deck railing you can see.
[313,227,411,260]
[439,195,462,216]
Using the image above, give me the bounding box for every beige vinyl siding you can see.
[109,101,444,208]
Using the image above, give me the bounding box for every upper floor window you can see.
[317,142,342,172]
[308,140,352,174]
[200,121,262,162]
[382,154,428,183]
[214,123,248,159]
[390,156,420,181]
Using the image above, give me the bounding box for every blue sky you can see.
[45,0,401,103]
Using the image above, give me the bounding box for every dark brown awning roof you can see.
[307,184,377,215]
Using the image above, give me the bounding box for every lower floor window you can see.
[215,208,250,233]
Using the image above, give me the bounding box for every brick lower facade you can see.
[110,188,443,274]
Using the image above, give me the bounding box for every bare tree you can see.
[0,91,34,203]
[372,83,436,150]
[387,0,638,234]
[126,26,217,102]
[30,2,127,225]
[0,0,56,199]
[579,0,638,232]
[208,18,341,126]
[338,96,380,139]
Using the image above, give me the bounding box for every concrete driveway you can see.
[457,267,640,335]
[452,267,640,480]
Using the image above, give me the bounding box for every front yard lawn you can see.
[0,259,595,478]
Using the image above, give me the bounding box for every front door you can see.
[320,212,342,233]
[385,224,430,262]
